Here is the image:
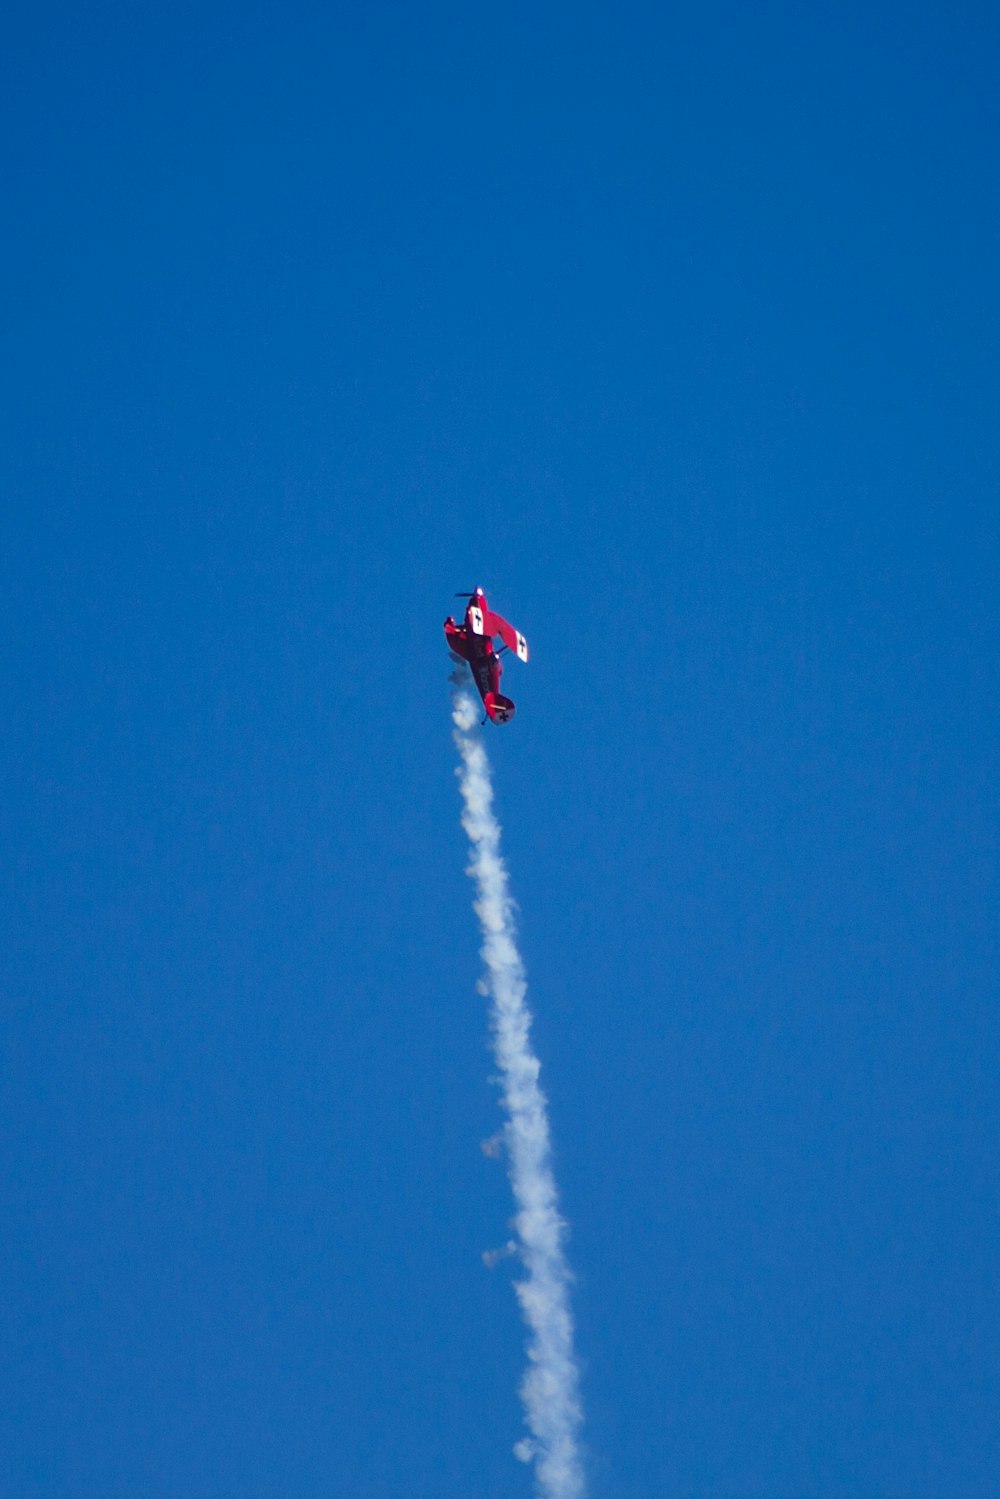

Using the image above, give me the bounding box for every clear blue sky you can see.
[2,3,997,1496]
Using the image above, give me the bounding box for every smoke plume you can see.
[451,686,585,1499]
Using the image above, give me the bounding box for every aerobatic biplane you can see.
[444,587,529,724]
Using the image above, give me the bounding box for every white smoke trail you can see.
[451,684,585,1499]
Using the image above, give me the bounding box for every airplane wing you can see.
[484,610,529,662]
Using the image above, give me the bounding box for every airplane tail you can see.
[485,692,516,724]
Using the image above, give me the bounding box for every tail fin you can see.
[485,692,516,724]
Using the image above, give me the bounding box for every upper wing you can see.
[484,609,529,662]
[444,619,471,660]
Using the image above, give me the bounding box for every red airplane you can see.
[444,587,529,724]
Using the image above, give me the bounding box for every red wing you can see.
[443,619,471,659]
[482,610,529,662]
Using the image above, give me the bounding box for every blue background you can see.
[2,3,997,1495]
